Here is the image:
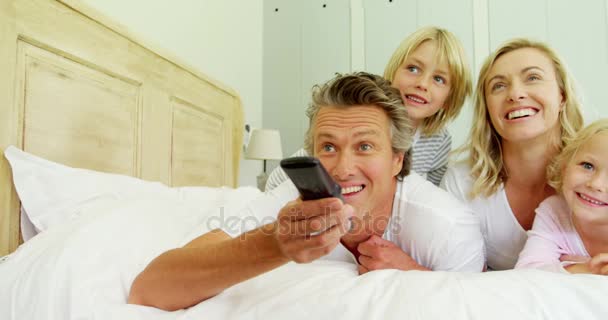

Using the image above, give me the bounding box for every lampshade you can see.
[245,129,283,160]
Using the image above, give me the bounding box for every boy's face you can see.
[391,40,452,127]
[311,105,404,219]
[562,132,608,226]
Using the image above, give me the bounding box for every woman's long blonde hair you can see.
[464,38,584,198]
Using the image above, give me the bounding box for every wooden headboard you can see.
[0,0,244,256]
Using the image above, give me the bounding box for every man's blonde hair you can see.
[548,119,608,192]
[383,26,472,136]
[463,38,584,197]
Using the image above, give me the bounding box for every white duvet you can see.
[1,192,607,320]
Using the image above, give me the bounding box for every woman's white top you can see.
[441,162,527,270]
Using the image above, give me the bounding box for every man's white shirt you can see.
[222,172,485,272]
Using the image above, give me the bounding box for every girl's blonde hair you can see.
[383,26,472,136]
[548,119,608,192]
[464,38,584,198]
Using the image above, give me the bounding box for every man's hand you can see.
[274,197,353,263]
[356,235,429,275]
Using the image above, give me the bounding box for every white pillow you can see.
[20,207,37,241]
[3,146,261,240]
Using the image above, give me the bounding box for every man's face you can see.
[312,105,404,218]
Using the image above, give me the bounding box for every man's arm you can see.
[128,225,286,311]
[128,197,353,311]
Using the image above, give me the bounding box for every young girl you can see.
[264,26,472,190]
[516,119,608,274]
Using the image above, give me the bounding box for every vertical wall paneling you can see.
[350,0,366,71]
[488,0,548,48]
[300,0,352,136]
[263,0,351,171]
[363,0,418,76]
[546,0,607,123]
[263,0,303,162]
[471,0,489,75]
[606,0,608,60]
[301,0,352,113]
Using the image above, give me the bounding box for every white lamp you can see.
[245,129,283,191]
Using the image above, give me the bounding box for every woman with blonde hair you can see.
[265,26,472,190]
[442,38,584,270]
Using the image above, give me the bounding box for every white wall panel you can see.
[298,0,351,159]
[263,0,303,160]
[488,0,548,48]
[301,0,352,120]
[417,0,475,61]
[263,0,351,170]
[363,0,419,75]
[546,0,608,122]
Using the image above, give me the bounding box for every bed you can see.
[1,1,607,319]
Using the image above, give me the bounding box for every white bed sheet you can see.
[1,192,607,320]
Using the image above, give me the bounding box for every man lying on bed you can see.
[128,72,485,311]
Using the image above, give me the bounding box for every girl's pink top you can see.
[515,195,589,273]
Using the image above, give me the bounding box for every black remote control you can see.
[280,156,343,201]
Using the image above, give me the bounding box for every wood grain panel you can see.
[171,97,225,187]
[0,0,18,256]
[17,40,141,175]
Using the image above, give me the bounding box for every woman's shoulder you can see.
[443,160,473,184]
[440,160,474,200]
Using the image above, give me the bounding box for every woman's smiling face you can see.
[484,47,564,143]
